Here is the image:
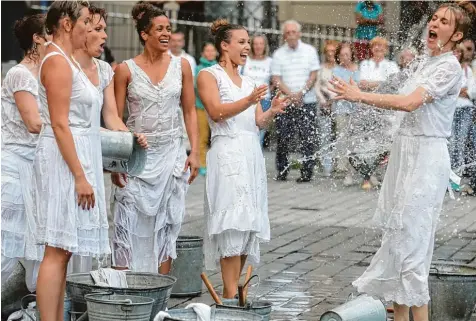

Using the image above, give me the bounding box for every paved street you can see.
[169,151,476,320]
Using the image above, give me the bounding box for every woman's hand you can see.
[134,133,148,149]
[270,91,291,115]
[328,76,362,102]
[184,152,200,184]
[75,175,95,210]
[247,85,268,106]
[111,172,127,188]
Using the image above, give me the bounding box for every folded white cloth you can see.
[185,303,211,321]
[90,268,128,288]
[154,311,171,321]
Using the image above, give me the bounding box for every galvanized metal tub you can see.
[217,298,272,321]
[428,262,476,321]
[101,130,146,176]
[85,292,154,321]
[170,236,204,297]
[1,262,30,319]
[319,294,387,321]
[164,308,264,321]
[66,272,176,321]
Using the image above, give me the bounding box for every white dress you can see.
[34,43,110,257]
[1,64,44,291]
[202,64,270,271]
[112,56,189,272]
[353,52,463,307]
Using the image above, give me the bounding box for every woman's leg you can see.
[394,303,410,321]
[220,256,242,298]
[36,246,71,321]
[411,304,429,321]
[197,108,210,174]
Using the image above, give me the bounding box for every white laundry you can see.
[90,268,128,288]
[185,303,211,321]
[154,311,171,321]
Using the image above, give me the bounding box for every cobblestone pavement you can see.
[169,151,476,320]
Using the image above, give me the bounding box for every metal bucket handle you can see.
[21,294,37,321]
[429,266,441,279]
[242,274,261,306]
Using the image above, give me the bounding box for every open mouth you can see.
[240,53,248,59]
[159,39,169,44]
[428,30,438,40]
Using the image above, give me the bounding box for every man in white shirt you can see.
[271,20,320,183]
[169,31,197,76]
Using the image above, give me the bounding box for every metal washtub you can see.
[84,292,154,321]
[218,299,272,321]
[101,130,146,176]
[427,262,476,321]
[164,308,263,321]
[66,272,176,321]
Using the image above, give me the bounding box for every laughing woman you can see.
[330,3,475,321]
[112,1,199,274]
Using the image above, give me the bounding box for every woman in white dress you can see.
[197,19,289,298]
[1,14,49,293]
[70,5,148,273]
[34,2,110,320]
[330,3,474,321]
[112,2,199,274]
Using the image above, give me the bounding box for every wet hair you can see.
[13,14,46,60]
[210,19,246,59]
[250,34,269,57]
[437,1,476,44]
[335,42,356,64]
[45,1,89,35]
[89,5,107,24]
[131,1,167,45]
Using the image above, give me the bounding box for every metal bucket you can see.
[85,292,154,321]
[320,294,387,321]
[164,308,264,321]
[101,130,146,176]
[66,272,176,321]
[427,262,476,321]
[19,294,71,321]
[170,236,204,297]
[1,262,30,319]
[217,299,272,321]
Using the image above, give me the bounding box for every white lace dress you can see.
[1,64,44,291]
[353,52,463,306]
[112,56,189,272]
[33,43,110,257]
[201,64,270,271]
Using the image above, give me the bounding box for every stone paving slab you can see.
[170,152,476,320]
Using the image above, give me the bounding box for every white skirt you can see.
[112,137,188,272]
[204,133,269,270]
[33,126,110,257]
[353,135,450,307]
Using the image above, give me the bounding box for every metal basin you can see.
[428,262,476,321]
[85,292,154,321]
[66,272,176,321]
[164,308,263,321]
[170,236,204,297]
[218,298,272,321]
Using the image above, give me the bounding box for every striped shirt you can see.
[271,40,320,104]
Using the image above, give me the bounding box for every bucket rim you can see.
[66,272,177,291]
[84,292,155,305]
[167,308,264,318]
[177,236,204,242]
[217,299,273,309]
[429,262,476,277]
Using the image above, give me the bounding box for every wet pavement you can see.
[169,151,476,320]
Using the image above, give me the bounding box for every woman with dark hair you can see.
[331,2,475,320]
[1,13,49,293]
[195,42,217,176]
[33,1,111,319]
[70,5,148,273]
[111,1,199,275]
[197,19,288,298]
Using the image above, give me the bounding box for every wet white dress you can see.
[353,52,463,306]
[34,43,110,257]
[112,56,189,272]
[1,64,44,291]
[202,64,270,271]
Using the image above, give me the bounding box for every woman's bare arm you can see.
[14,91,42,133]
